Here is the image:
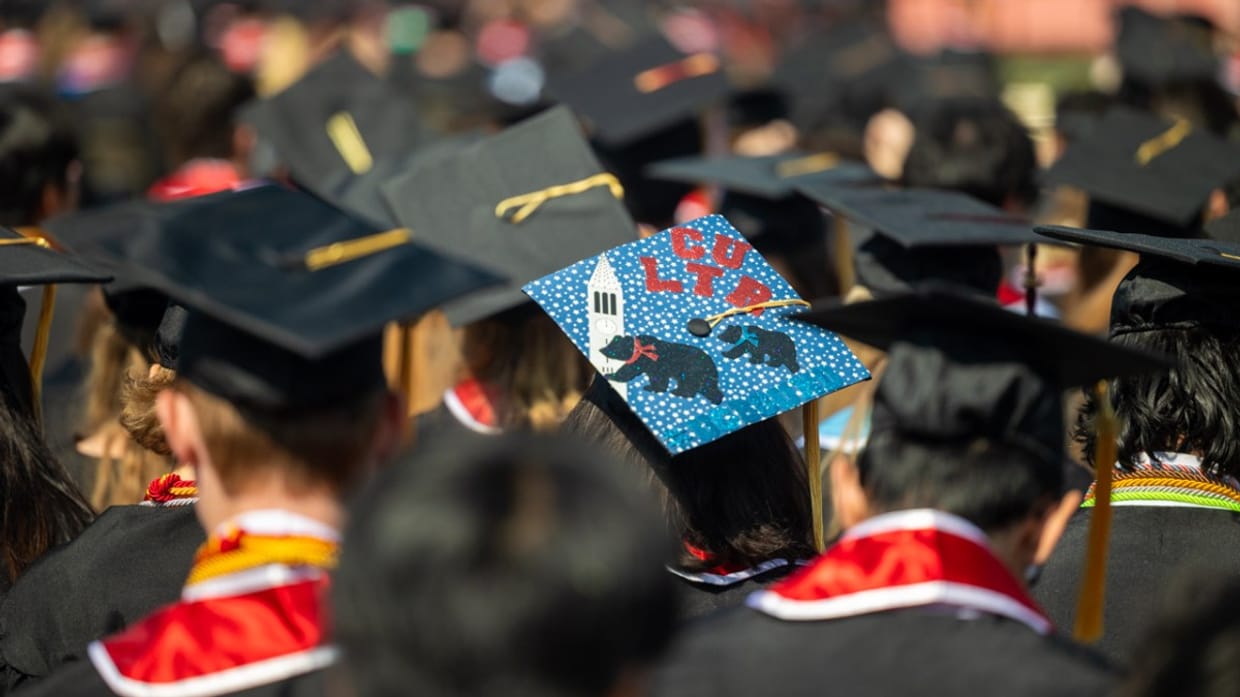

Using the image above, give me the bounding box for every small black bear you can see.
[717,324,800,373]
[600,334,724,404]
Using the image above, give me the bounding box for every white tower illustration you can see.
[587,255,627,401]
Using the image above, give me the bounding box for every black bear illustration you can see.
[600,334,724,404]
[717,324,800,373]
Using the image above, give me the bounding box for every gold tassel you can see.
[1073,380,1118,643]
[29,285,56,430]
[803,400,825,552]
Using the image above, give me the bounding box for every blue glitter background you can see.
[524,215,869,454]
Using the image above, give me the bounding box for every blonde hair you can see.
[463,311,592,432]
[176,380,386,496]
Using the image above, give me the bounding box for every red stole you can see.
[443,379,503,434]
[748,509,1051,635]
[88,513,338,697]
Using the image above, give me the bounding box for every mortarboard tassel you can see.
[1073,380,1118,643]
[803,399,825,552]
[0,234,55,430]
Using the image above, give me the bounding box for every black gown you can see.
[1036,505,1240,664]
[673,563,797,622]
[651,605,1116,697]
[15,660,328,697]
[0,505,203,693]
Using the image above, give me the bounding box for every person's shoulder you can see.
[13,658,113,697]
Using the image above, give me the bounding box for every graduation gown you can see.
[18,510,339,697]
[652,509,1115,697]
[0,504,204,693]
[414,380,504,447]
[1036,505,1240,664]
[671,559,797,622]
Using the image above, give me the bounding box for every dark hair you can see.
[0,88,78,226]
[1118,571,1240,697]
[592,118,701,228]
[858,432,1062,532]
[1075,326,1240,478]
[334,433,677,697]
[154,51,255,168]
[0,390,94,584]
[900,96,1037,210]
[561,381,816,572]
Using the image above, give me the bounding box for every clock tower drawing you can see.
[587,255,626,400]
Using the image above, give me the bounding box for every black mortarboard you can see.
[1036,223,1240,336]
[241,51,431,215]
[794,286,1170,463]
[1115,6,1219,87]
[545,34,729,146]
[647,152,878,200]
[82,185,503,410]
[891,50,1001,112]
[0,227,109,419]
[1043,107,1240,230]
[382,106,638,326]
[796,185,1035,296]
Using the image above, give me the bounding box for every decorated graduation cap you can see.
[545,34,729,146]
[794,286,1168,465]
[796,185,1035,296]
[1042,107,1240,232]
[0,227,109,422]
[382,106,638,326]
[81,185,503,410]
[1036,223,1240,336]
[241,50,431,223]
[524,213,869,456]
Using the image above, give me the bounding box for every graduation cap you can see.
[240,50,432,221]
[544,34,730,146]
[647,152,878,200]
[80,185,504,410]
[1036,223,1240,336]
[1042,107,1240,231]
[382,106,639,326]
[0,227,109,422]
[523,213,869,456]
[1115,6,1219,87]
[794,286,1170,465]
[796,185,1035,296]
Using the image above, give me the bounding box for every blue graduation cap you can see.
[524,214,870,455]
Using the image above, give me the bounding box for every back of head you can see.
[0,88,78,226]
[901,96,1037,210]
[334,433,677,697]
[561,378,815,571]
[154,52,255,168]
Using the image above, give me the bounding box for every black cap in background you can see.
[1036,223,1240,336]
[82,185,503,410]
[1043,107,1240,231]
[795,286,1170,464]
[797,185,1035,296]
[545,34,729,146]
[382,106,639,326]
[1115,6,1219,87]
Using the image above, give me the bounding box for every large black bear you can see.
[601,334,724,404]
[717,324,800,373]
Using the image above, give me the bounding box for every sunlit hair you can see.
[462,307,592,432]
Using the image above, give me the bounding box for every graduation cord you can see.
[142,473,198,506]
[1082,470,1240,513]
[187,529,339,586]
[494,173,624,223]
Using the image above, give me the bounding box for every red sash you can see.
[88,513,338,697]
[443,379,502,434]
[748,509,1051,635]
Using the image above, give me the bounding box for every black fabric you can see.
[1115,6,1219,87]
[382,106,638,326]
[1034,224,1240,334]
[852,233,1003,297]
[646,153,877,200]
[651,605,1116,697]
[1041,107,1240,228]
[18,659,327,696]
[0,286,32,420]
[0,505,203,692]
[674,565,794,624]
[1036,505,1240,666]
[545,34,730,146]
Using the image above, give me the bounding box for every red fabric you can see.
[147,160,242,202]
[996,280,1025,306]
[769,525,1046,621]
[624,338,659,365]
[452,379,501,429]
[683,542,751,576]
[99,577,328,683]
